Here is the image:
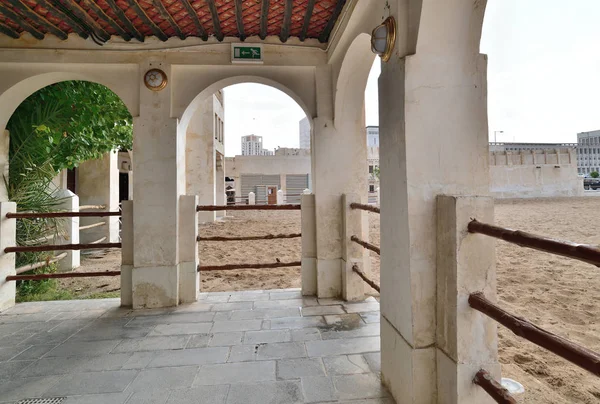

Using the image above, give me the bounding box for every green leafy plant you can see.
[590,171,599,178]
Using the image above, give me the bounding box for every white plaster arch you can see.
[178,74,313,134]
[0,71,136,133]
[334,33,377,129]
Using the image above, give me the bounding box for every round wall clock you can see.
[144,68,167,91]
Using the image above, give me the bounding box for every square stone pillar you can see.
[120,200,133,307]
[179,195,199,302]
[55,189,80,272]
[215,154,226,218]
[301,193,317,295]
[132,62,182,309]
[0,202,16,312]
[0,130,9,202]
[341,193,370,301]
[437,195,499,404]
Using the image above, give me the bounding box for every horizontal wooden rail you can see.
[79,221,106,231]
[5,243,121,253]
[473,369,517,404]
[468,219,600,267]
[6,270,121,281]
[15,252,68,274]
[79,205,106,210]
[350,235,380,255]
[198,261,301,272]
[7,211,121,219]
[349,203,380,214]
[469,292,600,376]
[352,264,380,292]
[197,204,301,211]
[198,233,301,242]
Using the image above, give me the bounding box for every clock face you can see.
[144,69,167,91]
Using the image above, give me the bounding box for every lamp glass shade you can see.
[370,17,396,62]
[371,24,388,55]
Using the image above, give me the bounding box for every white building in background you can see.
[299,117,311,149]
[366,126,380,197]
[367,126,379,147]
[577,130,600,175]
[241,134,273,156]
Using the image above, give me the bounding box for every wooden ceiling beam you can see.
[0,21,19,38]
[319,0,345,43]
[259,0,268,40]
[298,0,314,41]
[41,0,88,39]
[5,0,67,39]
[178,0,207,40]
[103,0,143,42]
[279,0,292,42]
[0,3,44,39]
[51,0,110,41]
[149,0,184,40]
[77,0,130,40]
[122,0,168,41]
[234,0,245,41]
[205,0,222,41]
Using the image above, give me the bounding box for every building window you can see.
[369,165,373,174]
[369,185,375,193]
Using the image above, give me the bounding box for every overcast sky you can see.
[223,0,600,156]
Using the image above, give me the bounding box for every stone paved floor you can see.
[0,289,392,404]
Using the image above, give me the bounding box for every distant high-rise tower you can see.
[366,126,379,147]
[299,117,310,150]
[241,135,273,156]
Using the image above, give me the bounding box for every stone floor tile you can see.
[306,337,380,357]
[125,390,171,404]
[0,322,28,338]
[0,360,34,380]
[20,353,132,378]
[227,344,257,362]
[324,313,363,326]
[0,345,27,361]
[11,344,58,361]
[121,352,156,370]
[70,326,152,341]
[63,392,130,404]
[226,380,303,404]
[211,320,262,333]
[270,316,325,330]
[257,342,307,360]
[112,336,189,353]
[169,303,213,313]
[291,328,321,341]
[229,308,300,320]
[276,358,325,379]
[206,295,231,303]
[262,320,271,330]
[0,313,60,323]
[127,313,215,327]
[301,376,337,403]
[166,385,230,404]
[209,332,243,346]
[127,366,197,392]
[228,293,270,302]
[0,375,62,402]
[343,303,380,314]
[333,374,389,400]
[147,347,229,368]
[317,298,346,306]
[323,355,371,375]
[44,369,138,396]
[185,334,211,348]
[254,300,304,309]
[360,312,381,324]
[194,361,275,385]
[213,312,231,321]
[363,352,381,373]
[149,322,213,336]
[45,339,121,357]
[334,399,395,404]
[269,291,303,300]
[244,330,291,345]
[210,302,253,312]
[302,305,345,316]
[320,323,380,340]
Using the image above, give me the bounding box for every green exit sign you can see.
[231,44,263,64]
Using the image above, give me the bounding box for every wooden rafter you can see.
[259,0,268,39]
[279,0,292,42]
[318,0,345,43]
[234,0,244,41]
[205,0,222,41]
[5,0,67,39]
[149,0,184,40]
[103,0,143,42]
[0,3,44,39]
[77,0,131,40]
[51,0,110,41]
[178,0,207,40]
[0,21,19,38]
[41,0,88,39]
[299,0,314,41]
[122,0,168,41]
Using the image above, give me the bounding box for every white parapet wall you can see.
[490,148,584,198]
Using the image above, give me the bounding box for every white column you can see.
[179,195,199,302]
[301,193,317,295]
[120,200,133,307]
[186,96,216,223]
[55,189,79,272]
[341,193,369,301]
[0,202,16,311]
[248,192,255,205]
[276,190,284,205]
[376,187,380,207]
[437,195,498,403]
[132,62,182,309]
[215,155,226,218]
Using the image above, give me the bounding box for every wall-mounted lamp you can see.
[371,16,396,62]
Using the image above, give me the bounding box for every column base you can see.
[179,261,199,303]
[0,280,15,312]
[342,259,368,302]
[120,264,133,307]
[132,265,179,309]
[301,257,317,296]
[316,258,342,298]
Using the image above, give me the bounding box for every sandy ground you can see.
[68,198,600,403]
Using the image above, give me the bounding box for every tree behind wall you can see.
[591,171,599,178]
